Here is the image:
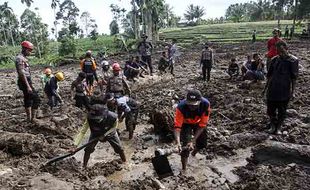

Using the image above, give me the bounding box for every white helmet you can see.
[102,61,109,66]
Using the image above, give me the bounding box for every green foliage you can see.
[20,8,49,56]
[184,4,206,23]
[225,3,247,22]
[110,20,119,35]
[0,2,20,46]
[58,36,77,56]
[56,0,80,39]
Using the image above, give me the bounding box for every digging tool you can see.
[151,148,179,179]
[42,126,116,166]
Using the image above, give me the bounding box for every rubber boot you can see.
[275,121,283,135]
[119,151,126,162]
[191,148,198,157]
[31,109,39,123]
[267,122,276,134]
[181,157,188,172]
[129,129,134,140]
[25,107,32,122]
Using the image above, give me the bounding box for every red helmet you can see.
[44,68,52,75]
[112,63,121,71]
[21,41,34,50]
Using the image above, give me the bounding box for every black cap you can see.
[141,33,148,38]
[105,93,115,101]
[78,72,86,79]
[186,90,202,105]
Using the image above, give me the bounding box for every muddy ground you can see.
[0,40,310,190]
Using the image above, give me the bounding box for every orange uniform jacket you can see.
[174,98,211,131]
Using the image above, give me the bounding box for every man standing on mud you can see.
[16,41,41,123]
[137,34,153,75]
[80,50,98,95]
[263,41,299,135]
[266,28,281,71]
[200,43,214,81]
[174,90,211,172]
[106,63,131,97]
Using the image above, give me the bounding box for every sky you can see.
[1,0,250,37]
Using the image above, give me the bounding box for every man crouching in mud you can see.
[82,104,126,168]
[174,90,211,172]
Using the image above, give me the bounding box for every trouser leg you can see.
[207,67,211,81]
[267,100,278,134]
[202,63,207,81]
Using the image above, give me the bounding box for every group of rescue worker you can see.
[15,28,298,172]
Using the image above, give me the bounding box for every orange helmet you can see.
[21,41,34,50]
[44,68,52,75]
[112,63,121,71]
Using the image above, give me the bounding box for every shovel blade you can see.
[152,155,173,179]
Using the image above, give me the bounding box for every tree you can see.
[20,8,49,57]
[184,4,205,23]
[0,2,19,47]
[272,0,290,27]
[225,3,247,22]
[80,11,97,37]
[51,0,60,39]
[21,0,33,7]
[297,0,310,19]
[56,0,80,38]
[80,11,91,36]
[110,20,119,35]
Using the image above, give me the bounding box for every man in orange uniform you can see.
[174,89,211,172]
[80,50,98,95]
[266,28,281,71]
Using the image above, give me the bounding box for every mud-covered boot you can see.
[267,123,276,134]
[128,130,134,140]
[181,157,188,173]
[31,109,39,123]
[191,148,198,157]
[119,151,126,162]
[275,122,283,135]
[25,107,32,122]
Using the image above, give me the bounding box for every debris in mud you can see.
[0,131,46,156]
[252,140,310,166]
[206,132,268,158]
[232,160,310,190]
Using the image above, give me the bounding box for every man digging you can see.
[174,90,211,172]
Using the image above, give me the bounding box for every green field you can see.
[159,20,305,43]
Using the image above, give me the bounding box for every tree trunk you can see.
[8,20,16,47]
[0,22,8,45]
[292,0,298,37]
[146,9,153,42]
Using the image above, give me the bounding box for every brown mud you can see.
[0,40,310,189]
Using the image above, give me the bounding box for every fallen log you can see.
[252,140,310,166]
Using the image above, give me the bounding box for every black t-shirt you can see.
[267,54,299,101]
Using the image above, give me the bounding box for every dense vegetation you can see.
[0,0,309,68]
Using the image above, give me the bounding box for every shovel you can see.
[42,126,115,167]
[151,148,178,179]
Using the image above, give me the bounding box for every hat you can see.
[88,104,108,120]
[186,90,202,106]
[141,33,148,38]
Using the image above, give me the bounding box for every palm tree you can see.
[0,2,16,47]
